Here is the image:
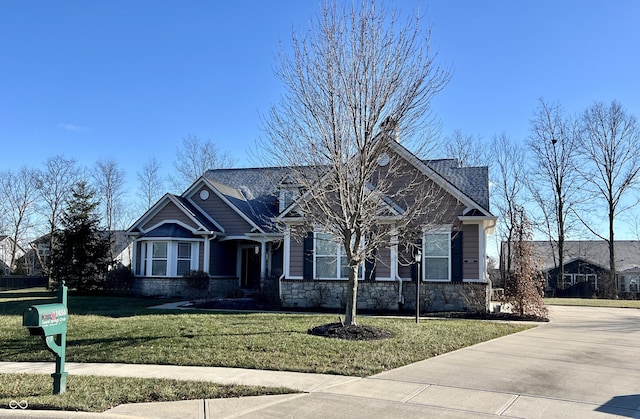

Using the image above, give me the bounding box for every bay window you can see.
[139,240,199,277]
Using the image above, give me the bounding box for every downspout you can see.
[482,219,497,282]
[483,219,497,311]
[279,273,285,301]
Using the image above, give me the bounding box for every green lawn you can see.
[2,288,532,377]
[545,297,640,309]
[0,373,293,413]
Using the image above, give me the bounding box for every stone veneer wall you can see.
[280,280,489,313]
[132,277,239,299]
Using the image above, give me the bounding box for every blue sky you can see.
[2,1,639,231]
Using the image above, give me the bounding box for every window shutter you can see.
[451,231,463,283]
[365,248,377,281]
[303,232,314,279]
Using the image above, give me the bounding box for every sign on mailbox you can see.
[23,303,68,337]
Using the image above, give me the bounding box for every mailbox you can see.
[22,281,68,395]
[23,303,68,337]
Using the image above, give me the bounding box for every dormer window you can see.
[278,174,302,213]
[279,188,299,212]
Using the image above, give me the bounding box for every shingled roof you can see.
[204,167,291,232]
[528,240,640,272]
[203,159,491,231]
[426,159,490,212]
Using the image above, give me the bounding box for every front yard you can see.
[1,288,532,377]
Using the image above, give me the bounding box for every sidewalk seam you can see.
[401,384,430,403]
[496,394,519,416]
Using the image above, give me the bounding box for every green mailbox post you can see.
[23,281,68,394]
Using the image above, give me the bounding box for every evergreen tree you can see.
[51,181,109,292]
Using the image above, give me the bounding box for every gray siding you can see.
[375,246,391,278]
[462,224,480,279]
[143,201,196,231]
[192,187,253,235]
[198,242,204,271]
[289,235,304,277]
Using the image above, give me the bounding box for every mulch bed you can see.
[307,322,394,340]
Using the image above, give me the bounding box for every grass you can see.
[0,373,294,412]
[545,297,640,309]
[1,288,533,378]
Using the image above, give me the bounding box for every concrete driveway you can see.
[204,305,640,418]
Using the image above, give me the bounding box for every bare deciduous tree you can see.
[93,158,126,263]
[261,1,450,325]
[578,100,640,297]
[527,99,582,293]
[492,133,528,288]
[504,207,547,318]
[170,135,235,192]
[34,155,81,275]
[441,129,487,167]
[0,166,38,273]
[137,157,164,210]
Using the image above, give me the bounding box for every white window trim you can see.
[422,228,451,282]
[313,231,364,280]
[139,239,200,278]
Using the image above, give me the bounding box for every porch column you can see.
[478,223,486,282]
[131,241,138,275]
[260,241,267,283]
[203,237,211,275]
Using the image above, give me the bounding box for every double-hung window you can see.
[152,242,168,276]
[423,231,450,281]
[177,242,192,276]
[314,232,363,279]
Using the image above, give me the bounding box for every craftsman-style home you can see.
[126,141,496,312]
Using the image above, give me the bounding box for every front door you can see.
[241,247,261,289]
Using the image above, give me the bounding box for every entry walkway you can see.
[3,306,640,418]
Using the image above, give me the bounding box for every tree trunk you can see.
[609,208,617,298]
[344,264,359,326]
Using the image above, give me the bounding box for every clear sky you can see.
[2,1,639,236]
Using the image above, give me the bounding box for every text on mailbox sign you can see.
[41,308,67,327]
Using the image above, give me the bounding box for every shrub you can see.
[105,265,133,294]
[183,271,210,299]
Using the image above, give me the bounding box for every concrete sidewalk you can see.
[3,305,640,418]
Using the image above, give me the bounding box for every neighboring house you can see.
[0,235,26,275]
[527,240,640,298]
[126,141,496,312]
[108,230,133,269]
[24,231,133,276]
